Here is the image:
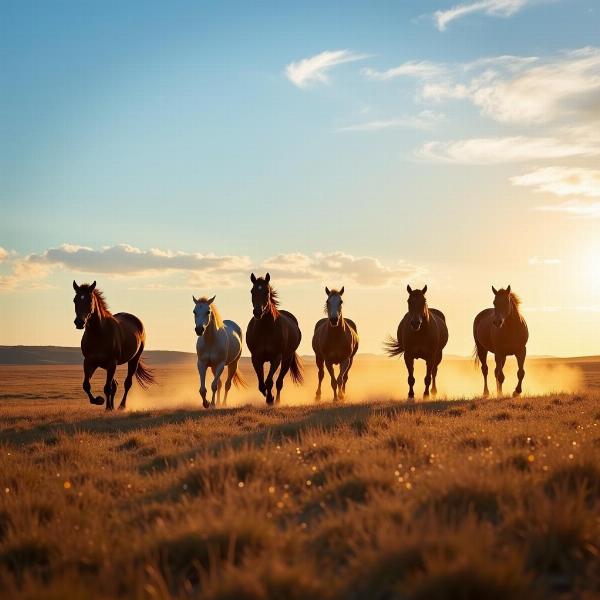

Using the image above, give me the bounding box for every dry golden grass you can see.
[1,366,600,599]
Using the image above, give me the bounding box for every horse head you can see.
[325,286,344,327]
[250,272,273,319]
[193,294,216,336]
[73,280,97,329]
[492,285,512,328]
[406,284,428,331]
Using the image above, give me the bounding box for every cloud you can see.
[511,167,600,198]
[285,50,368,88]
[362,61,444,81]
[262,251,423,287]
[528,256,562,266]
[415,136,600,164]
[0,245,422,291]
[339,110,444,132]
[421,47,600,124]
[434,0,531,31]
[535,200,600,218]
[0,247,9,262]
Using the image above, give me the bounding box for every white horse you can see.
[193,295,244,408]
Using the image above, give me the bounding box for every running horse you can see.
[246,273,303,404]
[312,286,359,401]
[385,285,448,399]
[473,285,529,397]
[72,281,154,410]
[193,294,245,408]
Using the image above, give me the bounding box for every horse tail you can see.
[384,335,403,358]
[473,345,481,367]
[135,359,156,389]
[289,352,304,385]
[232,368,248,389]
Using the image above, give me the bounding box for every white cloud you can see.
[434,0,531,31]
[285,50,368,88]
[535,200,600,218]
[511,167,600,197]
[0,247,9,262]
[339,110,444,132]
[528,256,562,265]
[415,136,600,164]
[362,61,444,81]
[0,245,423,291]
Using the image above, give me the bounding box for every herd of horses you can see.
[72,275,529,410]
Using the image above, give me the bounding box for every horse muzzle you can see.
[329,317,340,327]
[195,326,206,336]
[74,318,85,330]
[410,320,422,331]
[253,307,266,319]
[493,319,504,328]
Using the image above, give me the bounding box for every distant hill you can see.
[0,346,597,366]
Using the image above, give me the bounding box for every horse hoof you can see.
[513,391,521,398]
[202,400,209,409]
[118,404,126,411]
[91,396,105,406]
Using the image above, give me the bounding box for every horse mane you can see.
[80,284,111,318]
[197,297,224,329]
[510,291,525,322]
[268,286,280,318]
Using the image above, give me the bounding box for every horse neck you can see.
[507,299,524,326]
[204,313,221,341]
[87,293,112,331]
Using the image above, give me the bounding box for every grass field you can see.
[1,362,600,599]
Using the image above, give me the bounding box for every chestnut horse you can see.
[385,285,448,399]
[473,285,529,397]
[312,286,359,401]
[246,273,303,404]
[73,281,154,410]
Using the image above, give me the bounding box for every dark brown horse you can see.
[73,281,154,410]
[312,286,359,401]
[246,273,303,404]
[473,285,529,397]
[385,285,448,399]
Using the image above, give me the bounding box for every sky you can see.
[1,0,600,357]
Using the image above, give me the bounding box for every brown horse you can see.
[73,281,154,410]
[473,285,529,397]
[385,285,448,399]
[312,286,359,401]
[246,273,303,404]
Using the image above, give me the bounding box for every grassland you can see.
[1,364,600,599]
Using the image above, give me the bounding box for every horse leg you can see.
[337,358,351,400]
[198,360,209,408]
[423,359,433,399]
[264,356,281,405]
[223,360,238,405]
[82,358,102,405]
[118,348,142,410]
[404,354,415,400]
[431,355,440,397]
[494,354,506,397]
[210,362,225,408]
[103,361,117,411]
[342,357,353,393]
[315,355,325,400]
[477,343,489,398]
[251,356,266,399]
[513,348,526,397]
[325,361,338,401]
[275,356,292,404]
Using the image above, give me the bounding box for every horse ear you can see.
[207,295,216,305]
[407,284,413,294]
[265,272,270,283]
[325,286,330,296]
[192,295,198,304]
[339,286,344,296]
[250,273,256,284]
[506,284,511,294]
[492,286,498,295]
[90,281,96,292]
[73,280,80,292]
[422,285,427,294]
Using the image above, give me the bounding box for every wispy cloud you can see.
[285,50,368,88]
[434,0,531,31]
[528,256,562,265]
[0,245,423,291]
[535,200,600,218]
[511,167,600,197]
[415,136,600,164]
[362,60,444,81]
[339,110,444,132]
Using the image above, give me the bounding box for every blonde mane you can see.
[197,297,224,329]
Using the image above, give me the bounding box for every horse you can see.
[473,285,529,398]
[193,294,245,408]
[312,286,359,401]
[385,285,448,399]
[246,273,303,404]
[72,281,154,410]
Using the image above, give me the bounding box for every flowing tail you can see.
[232,369,248,389]
[473,345,481,367]
[135,359,156,389]
[384,335,404,358]
[289,352,304,385]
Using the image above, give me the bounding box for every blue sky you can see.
[2,0,600,355]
